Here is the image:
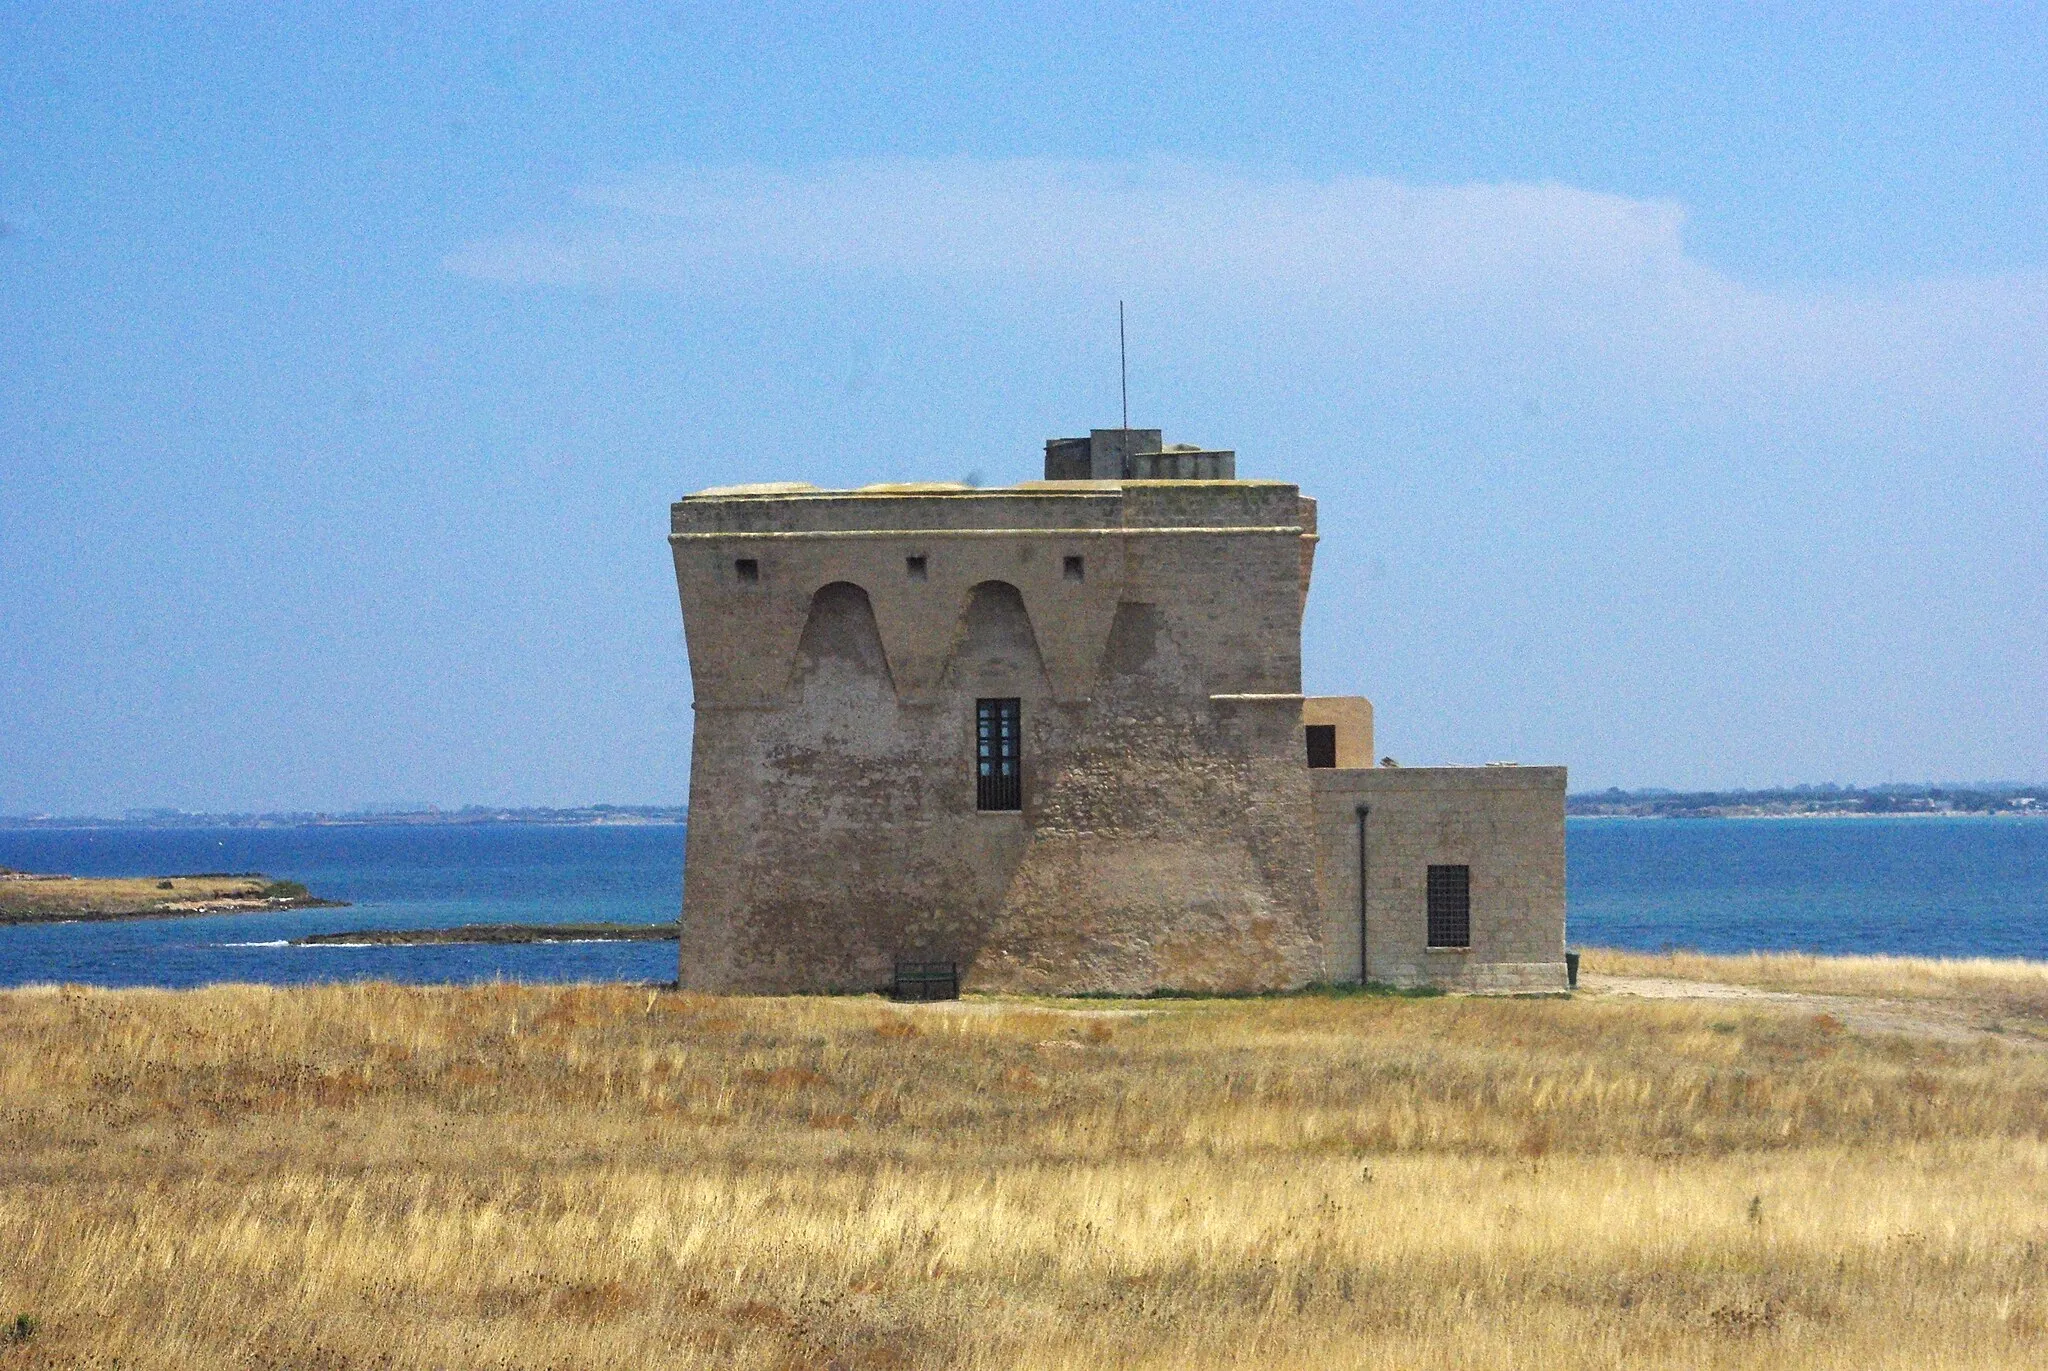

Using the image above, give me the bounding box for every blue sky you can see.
[2,4,2043,811]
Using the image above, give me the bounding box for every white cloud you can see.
[449,157,1705,300]
[446,157,2048,432]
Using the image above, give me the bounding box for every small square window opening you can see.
[906,555,928,580]
[1305,724,1337,769]
[734,558,759,584]
[1426,864,1471,949]
[1063,555,1085,582]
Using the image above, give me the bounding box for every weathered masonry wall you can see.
[671,480,1324,996]
[1310,767,1568,992]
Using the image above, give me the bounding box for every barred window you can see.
[975,698,1022,811]
[1427,864,1471,948]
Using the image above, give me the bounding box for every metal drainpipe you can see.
[1355,804,1370,985]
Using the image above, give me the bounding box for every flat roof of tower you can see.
[686,429,1242,500]
[671,478,1313,538]
[681,478,1286,500]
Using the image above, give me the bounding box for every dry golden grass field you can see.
[3,953,2047,1369]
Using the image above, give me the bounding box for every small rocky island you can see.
[0,870,348,924]
[293,923,677,946]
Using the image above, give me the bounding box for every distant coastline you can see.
[8,787,2046,828]
[1569,783,2044,820]
[0,804,688,831]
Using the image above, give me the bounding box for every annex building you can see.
[669,428,1567,995]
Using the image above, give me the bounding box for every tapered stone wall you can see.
[671,481,1324,995]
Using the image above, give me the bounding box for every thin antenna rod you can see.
[1119,300,1128,430]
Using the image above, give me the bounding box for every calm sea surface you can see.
[0,824,685,988]
[1567,816,2047,960]
[0,817,2042,988]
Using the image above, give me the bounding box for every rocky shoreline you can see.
[293,922,677,946]
[0,871,347,925]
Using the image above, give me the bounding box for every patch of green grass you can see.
[1055,981,1445,1004]
[1310,980,1446,999]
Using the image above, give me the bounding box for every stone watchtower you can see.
[669,429,1568,996]
[669,431,1324,994]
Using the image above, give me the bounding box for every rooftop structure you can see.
[1042,429,1237,481]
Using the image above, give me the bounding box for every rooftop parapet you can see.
[672,479,1302,537]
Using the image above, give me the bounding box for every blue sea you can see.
[0,824,685,989]
[0,817,2042,988]
[1567,816,2046,961]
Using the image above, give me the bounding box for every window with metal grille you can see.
[1305,724,1337,768]
[1427,864,1471,948]
[976,698,1022,811]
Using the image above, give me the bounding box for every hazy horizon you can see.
[5,7,2044,812]
[9,779,2048,825]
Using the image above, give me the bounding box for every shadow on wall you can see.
[942,581,1051,694]
[789,582,898,695]
[758,577,1059,988]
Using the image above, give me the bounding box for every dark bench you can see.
[891,961,960,1002]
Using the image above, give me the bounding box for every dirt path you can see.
[1580,973,2042,1048]
[913,998,1166,1020]
[905,982,2044,1044]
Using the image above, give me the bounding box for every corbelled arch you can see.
[942,580,1051,694]
[788,580,896,694]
